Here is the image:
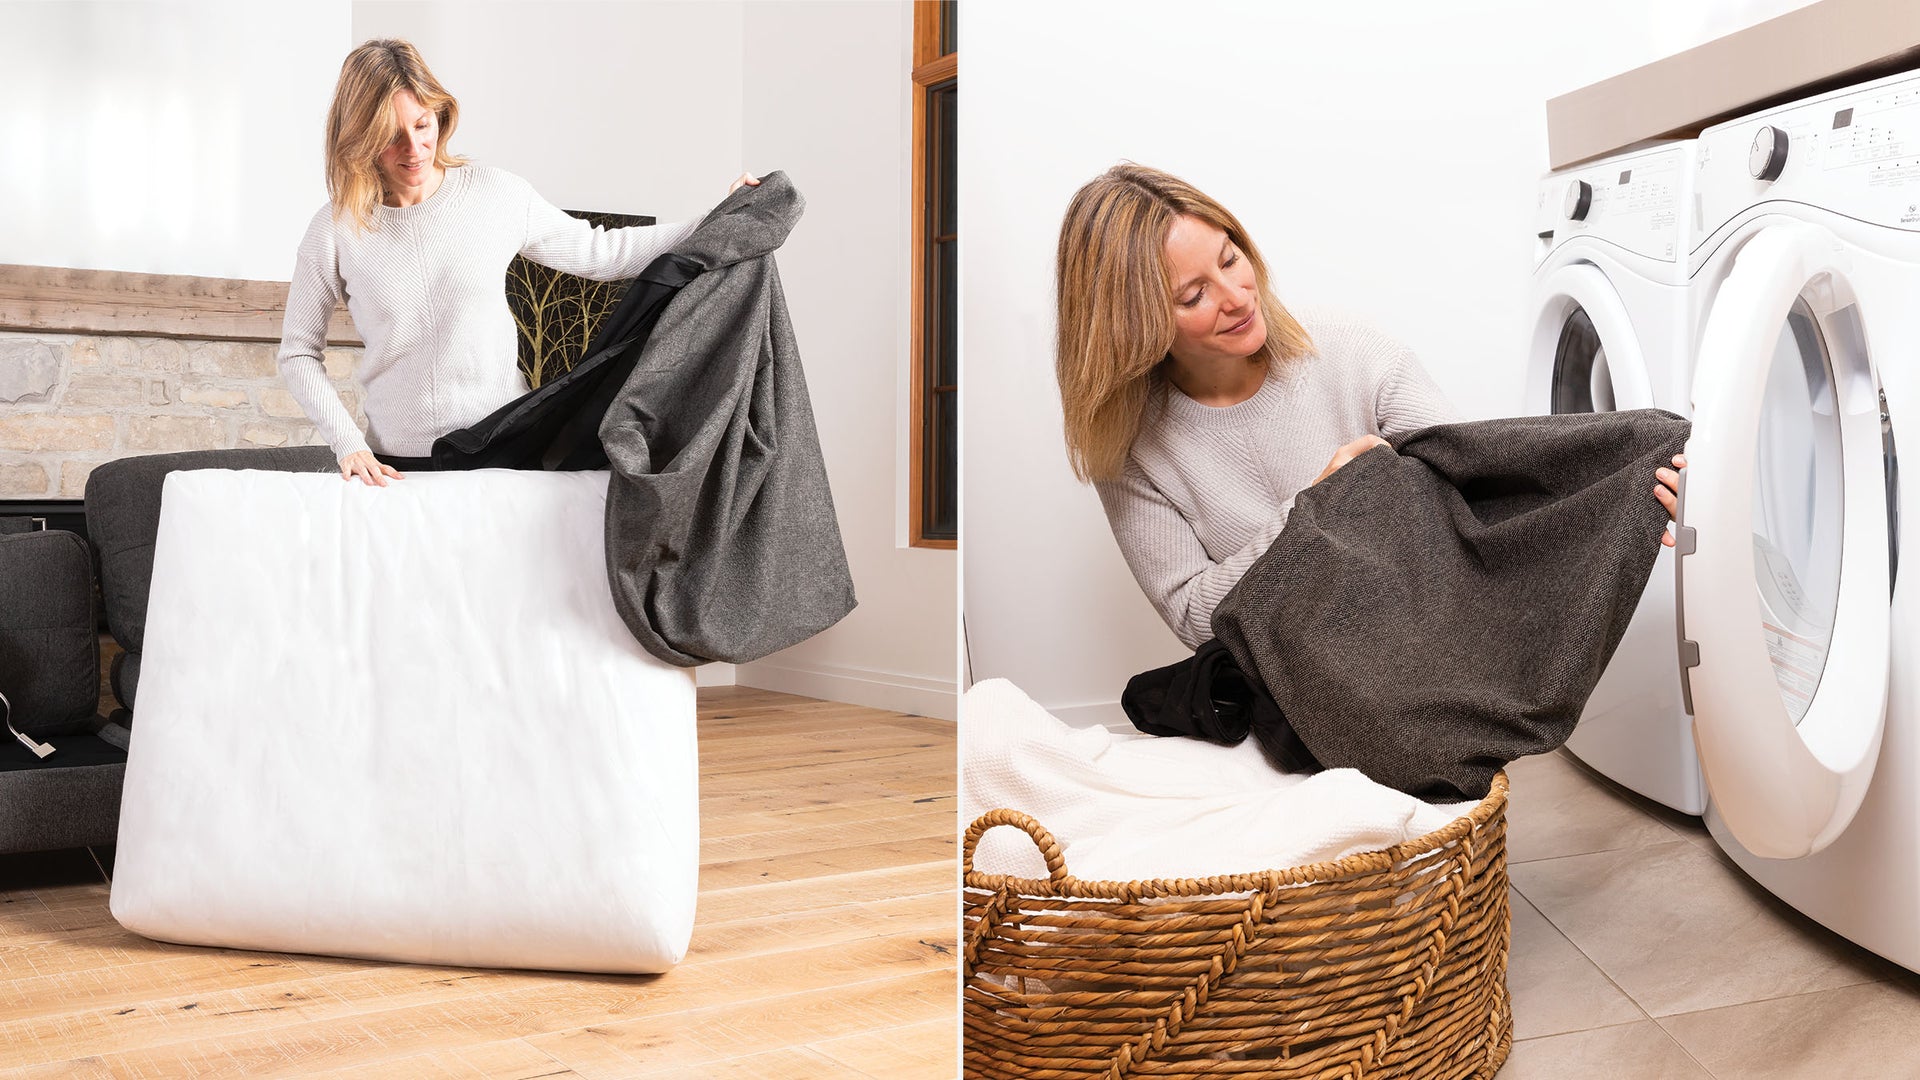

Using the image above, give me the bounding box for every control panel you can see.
[1697,68,1920,243]
[1542,142,1690,263]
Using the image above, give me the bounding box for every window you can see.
[911,0,957,547]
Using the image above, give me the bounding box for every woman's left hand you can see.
[729,172,761,195]
[1653,453,1686,547]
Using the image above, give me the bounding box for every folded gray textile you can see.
[1210,409,1689,800]
[601,171,856,666]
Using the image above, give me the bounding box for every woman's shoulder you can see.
[458,163,527,195]
[1287,304,1416,369]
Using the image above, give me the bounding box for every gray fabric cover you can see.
[1211,409,1689,800]
[0,529,99,737]
[601,172,856,665]
[84,446,334,705]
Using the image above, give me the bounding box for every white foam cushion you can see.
[110,469,699,973]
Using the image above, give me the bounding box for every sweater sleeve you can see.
[519,179,701,282]
[276,208,371,462]
[1373,333,1460,437]
[1097,463,1294,650]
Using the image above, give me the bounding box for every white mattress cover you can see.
[963,678,1477,883]
[110,469,699,973]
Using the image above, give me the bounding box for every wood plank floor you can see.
[0,687,958,1079]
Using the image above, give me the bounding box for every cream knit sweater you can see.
[276,164,699,460]
[1095,311,1458,649]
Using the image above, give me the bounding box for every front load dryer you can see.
[1527,141,1707,815]
[1680,70,1913,969]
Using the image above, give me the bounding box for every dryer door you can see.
[1528,262,1656,416]
[1679,220,1891,859]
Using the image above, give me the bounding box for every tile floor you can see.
[1502,748,1920,1078]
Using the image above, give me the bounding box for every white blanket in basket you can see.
[963,678,1477,882]
[110,469,699,973]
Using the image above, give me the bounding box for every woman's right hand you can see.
[1314,435,1389,484]
[340,451,405,487]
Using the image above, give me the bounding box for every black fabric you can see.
[0,731,127,772]
[1207,410,1689,801]
[382,253,699,474]
[602,172,857,666]
[0,530,100,737]
[85,446,336,658]
[1123,639,1320,774]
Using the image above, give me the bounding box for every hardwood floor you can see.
[0,687,958,1079]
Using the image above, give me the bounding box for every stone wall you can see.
[0,331,363,498]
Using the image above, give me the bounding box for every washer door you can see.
[1679,221,1890,859]
[1528,262,1656,416]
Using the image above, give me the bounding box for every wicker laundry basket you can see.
[962,772,1512,1079]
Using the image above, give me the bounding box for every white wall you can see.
[349,1,746,224]
[0,1,347,279]
[961,0,1815,724]
[736,0,959,720]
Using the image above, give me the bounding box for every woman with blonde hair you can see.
[278,38,757,486]
[1057,164,1684,648]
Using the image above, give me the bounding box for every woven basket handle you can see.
[963,808,1070,883]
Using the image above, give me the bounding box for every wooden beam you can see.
[0,264,360,345]
[1546,0,1920,169]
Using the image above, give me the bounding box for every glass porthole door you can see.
[1530,263,1655,416]
[1677,221,1891,859]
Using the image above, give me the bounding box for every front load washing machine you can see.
[1527,141,1708,815]
[1680,69,1914,969]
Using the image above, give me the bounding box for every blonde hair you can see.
[1055,164,1313,482]
[324,39,467,232]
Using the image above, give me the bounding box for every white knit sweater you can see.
[276,164,699,460]
[1095,310,1458,649]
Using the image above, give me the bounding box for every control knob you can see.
[1563,179,1593,221]
[1749,125,1789,182]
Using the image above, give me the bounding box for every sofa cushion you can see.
[0,732,127,855]
[0,529,99,738]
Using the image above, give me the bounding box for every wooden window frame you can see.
[909,0,957,549]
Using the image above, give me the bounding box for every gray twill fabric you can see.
[1210,409,1689,800]
[600,172,856,666]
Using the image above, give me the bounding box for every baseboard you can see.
[738,660,957,721]
[695,663,737,688]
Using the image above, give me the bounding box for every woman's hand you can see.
[1314,435,1389,484]
[340,451,405,487]
[729,172,761,195]
[1654,453,1686,547]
